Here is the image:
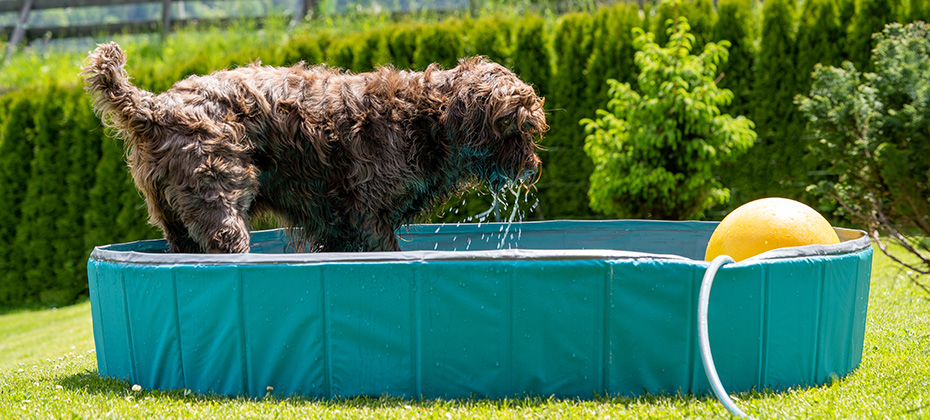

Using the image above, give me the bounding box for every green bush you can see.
[581,17,756,220]
[14,87,74,304]
[680,0,717,52]
[650,0,715,52]
[846,0,898,71]
[413,21,464,70]
[467,16,514,66]
[325,35,358,69]
[0,94,37,305]
[279,30,325,65]
[511,15,551,98]
[712,0,756,119]
[387,24,419,70]
[58,95,102,300]
[1,0,920,306]
[743,0,806,200]
[797,0,847,87]
[538,12,596,220]
[584,3,642,109]
[797,21,930,292]
[908,0,930,22]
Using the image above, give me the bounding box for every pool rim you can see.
[88,219,871,266]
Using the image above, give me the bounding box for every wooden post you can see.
[292,0,318,26]
[161,0,172,38]
[4,0,34,63]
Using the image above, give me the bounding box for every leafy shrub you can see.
[712,0,756,119]
[538,12,596,220]
[846,0,897,71]
[413,21,464,70]
[511,15,551,98]
[0,94,37,304]
[280,31,325,65]
[797,21,930,293]
[5,0,914,305]
[467,16,514,66]
[387,24,418,70]
[581,17,756,220]
[748,0,805,199]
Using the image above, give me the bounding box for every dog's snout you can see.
[526,154,540,173]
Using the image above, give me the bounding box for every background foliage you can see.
[797,21,930,293]
[581,17,756,219]
[0,0,924,306]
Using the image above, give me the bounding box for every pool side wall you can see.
[87,221,871,399]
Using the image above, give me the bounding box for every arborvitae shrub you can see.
[0,94,36,305]
[350,29,393,71]
[838,0,857,29]
[281,31,325,65]
[585,2,642,105]
[15,87,75,304]
[467,16,514,66]
[116,182,157,243]
[847,0,897,71]
[510,15,557,217]
[650,1,678,46]
[388,24,419,69]
[797,0,846,84]
[511,15,551,98]
[541,12,595,219]
[680,0,717,52]
[57,91,102,301]
[745,0,804,200]
[351,31,378,71]
[712,0,756,118]
[545,3,641,219]
[413,21,464,70]
[582,17,756,219]
[908,0,930,22]
[325,36,357,69]
[85,136,136,254]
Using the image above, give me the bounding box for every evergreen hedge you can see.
[0,0,920,306]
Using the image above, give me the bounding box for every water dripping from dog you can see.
[460,183,539,250]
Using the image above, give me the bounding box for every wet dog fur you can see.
[81,42,546,253]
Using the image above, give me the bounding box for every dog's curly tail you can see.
[81,42,155,143]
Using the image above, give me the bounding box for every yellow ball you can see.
[704,197,841,262]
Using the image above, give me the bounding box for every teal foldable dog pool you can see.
[87,220,872,399]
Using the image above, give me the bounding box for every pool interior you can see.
[106,220,721,260]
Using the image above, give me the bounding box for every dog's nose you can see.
[524,155,540,173]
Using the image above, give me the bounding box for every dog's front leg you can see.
[175,197,252,253]
[360,217,402,252]
[170,170,255,253]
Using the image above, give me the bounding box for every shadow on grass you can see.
[0,300,87,316]
[55,368,772,411]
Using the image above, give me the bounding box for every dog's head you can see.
[441,57,547,190]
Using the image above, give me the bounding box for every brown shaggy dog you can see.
[81,42,546,253]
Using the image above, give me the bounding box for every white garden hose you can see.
[699,255,756,419]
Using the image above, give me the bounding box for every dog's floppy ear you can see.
[440,65,493,137]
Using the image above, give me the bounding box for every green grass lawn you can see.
[0,248,928,419]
